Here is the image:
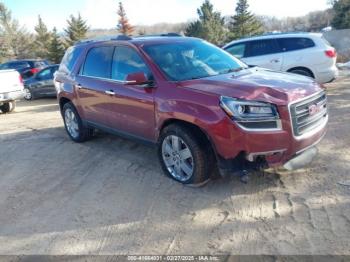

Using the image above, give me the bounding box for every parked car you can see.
[0,59,50,79]
[23,65,59,100]
[223,33,338,84]
[55,35,328,186]
[0,69,24,113]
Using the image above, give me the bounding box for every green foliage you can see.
[185,0,225,46]
[117,2,134,35]
[64,14,89,47]
[331,0,350,29]
[0,2,35,62]
[48,27,65,64]
[34,15,52,59]
[228,0,263,41]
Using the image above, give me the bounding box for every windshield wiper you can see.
[225,67,247,73]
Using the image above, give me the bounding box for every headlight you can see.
[220,96,281,131]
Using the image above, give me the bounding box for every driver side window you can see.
[112,46,151,82]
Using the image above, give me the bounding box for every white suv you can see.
[223,33,338,84]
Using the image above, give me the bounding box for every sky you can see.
[2,0,330,32]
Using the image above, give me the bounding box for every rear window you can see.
[82,46,114,78]
[245,39,281,57]
[277,37,315,52]
[6,61,30,69]
[225,43,247,58]
[34,61,49,67]
[59,47,83,74]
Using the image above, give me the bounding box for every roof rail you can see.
[135,32,183,38]
[75,35,132,45]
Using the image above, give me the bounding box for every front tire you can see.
[158,124,212,186]
[62,102,94,143]
[0,101,16,113]
[23,88,33,100]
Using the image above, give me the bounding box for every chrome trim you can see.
[79,74,136,85]
[246,149,287,162]
[288,90,328,140]
[236,119,283,132]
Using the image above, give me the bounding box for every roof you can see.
[223,32,322,48]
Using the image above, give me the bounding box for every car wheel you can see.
[62,102,94,143]
[158,124,212,186]
[23,88,33,100]
[289,68,314,78]
[0,101,16,113]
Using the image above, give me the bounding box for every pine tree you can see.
[331,0,350,29]
[228,0,263,41]
[34,15,51,58]
[117,2,134,35]
[48,28,65,64]
[185,0,225,46]
[0,2,35,60]
[64,14,89,47]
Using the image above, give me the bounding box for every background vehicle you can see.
[0,69,24,113]
[0,59,50,79]
[23,65,59,100]
[223,33,338,84]
[55,35,328,186]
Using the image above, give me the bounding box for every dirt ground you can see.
[0,72,349,256]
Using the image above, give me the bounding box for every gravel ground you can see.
[0,72,349,255]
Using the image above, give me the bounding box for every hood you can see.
[178,67,323,106]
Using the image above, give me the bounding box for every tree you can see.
[0,2,35,61]
[48,27,65,64]
[185,0,226,45]
[228,0,263,41]
[117,2,134,35]
[331,0,350,29]
[34,15,51,58]
[64,14,89,47]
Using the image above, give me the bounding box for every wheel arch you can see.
[287,66,315,78]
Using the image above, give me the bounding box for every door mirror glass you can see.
[125,72,150,85]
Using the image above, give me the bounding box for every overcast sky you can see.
[2,0,330,31]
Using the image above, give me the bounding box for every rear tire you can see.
[289,68,314,78]
[62,102,94,143]
[158,124,213,186]
[0,101,16,113]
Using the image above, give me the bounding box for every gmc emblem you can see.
[308,104,320,116]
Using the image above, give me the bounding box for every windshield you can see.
[142,40,247,81]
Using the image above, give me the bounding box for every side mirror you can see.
[125,72,152,86]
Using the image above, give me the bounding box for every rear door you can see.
[243,39,283,71]
[106,45,156,141]
[75,45,115,126]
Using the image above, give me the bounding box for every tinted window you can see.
[60,47,83,74]
[225,43,247,58]
[278,37,315,51]
[82,46,114,78]
[34,61,49,67]
[112,46,151,81]
[246,39,281,57]
[143,41,247,81]
[7,61,30,69]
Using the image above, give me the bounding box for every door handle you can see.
[271,59,280,63]
[105,90,115,96]
[75,84,83,89]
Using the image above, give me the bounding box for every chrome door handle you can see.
[105,90,115,95]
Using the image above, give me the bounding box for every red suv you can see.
[55,35,328,185]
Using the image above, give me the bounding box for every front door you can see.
[105,45,156,142]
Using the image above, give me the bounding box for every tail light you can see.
[19,75,23,85]
[30,68,40,74]
[325,49,337,58]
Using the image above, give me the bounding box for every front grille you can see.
[290,91,328,137]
